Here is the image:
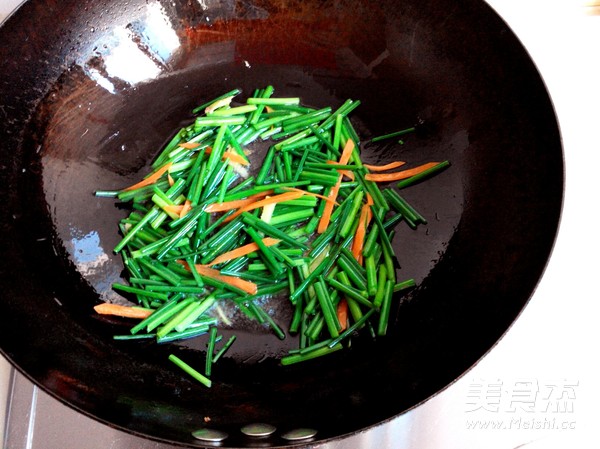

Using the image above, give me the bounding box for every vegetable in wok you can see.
[95,86,449,385]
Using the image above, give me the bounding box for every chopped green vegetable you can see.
[168,354,212,388]
[95,86,448,384]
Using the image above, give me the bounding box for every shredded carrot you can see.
[178,141,201,149]
[179,199,192,218]
[338,140,357,165]
[223,150,250,166]
[223,190,305,223]
[364,161,406,172]
[366,193,374,221]
[351,209,369,261]
[364,162,440,182]
[163,204,184,215]
[168,173,175,187]
[317,139,356,233]
[122,162,172,192]
[179,262,258,295]
[316,183,340,234]
[207,237,281,266]
[336,299,349,331]
[204,190,274,213]
[93,303,153,319]
[283,187,339,205]
[205,146,249,166]
[351,193,373,262]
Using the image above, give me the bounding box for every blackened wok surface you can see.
[0,0,563,447]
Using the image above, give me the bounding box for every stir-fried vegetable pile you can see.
[94,86,449,385]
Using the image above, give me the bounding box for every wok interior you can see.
[0,0,563,446]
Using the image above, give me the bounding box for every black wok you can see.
[0,0,563,447]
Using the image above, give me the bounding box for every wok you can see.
[0,0,563,447]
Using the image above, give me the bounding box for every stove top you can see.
[2,1,600,448]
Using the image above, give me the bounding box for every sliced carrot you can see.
[205,146,249,166]
[163,204,185,215]
[93,303,153,319]
[317,139,356,233]
[326,160,356,180]
[223,150,250,166]
[283,187,339,205]
[364,161,406,172]
[207,237,281,266]
[204,190,274,213]
[364,162,440,182]
[122,162,172,192]
[179,199,192,218]
[351,193,374,261]
[365,192,374,221]
[336,139,356,167]
[317,182,341,234]
[182,263,258,295]
[223,190,305,223]
[351,208,369,261]
[225,151,250,166]
[178,141,201,149]
[161,200,191,218]
[336,299,349,331]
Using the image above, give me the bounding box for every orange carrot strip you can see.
[122,162,172,192]
[93,303,153,319]
[193,265,258,295]
[351,208,369,261]
[337,140,356,166]
[283,187,339,205]
[316,182,341,234]
[168,173,175,187]
[205,146,249,166]
[364,161,406,172]
[223,150,250,166]
[207,237,281,266]
[178,141,201,149]
[204,190,274,213]
[365,192,374,222]
[177,260,257,294]
[163,204,185,215]
[317,139,356,233]
[351,194,373,261]
[364,162,440,182]
[223,191,305,223]
[179,199,192,218]
[337,299,349,332]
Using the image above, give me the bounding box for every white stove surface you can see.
[2,0,600,448]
